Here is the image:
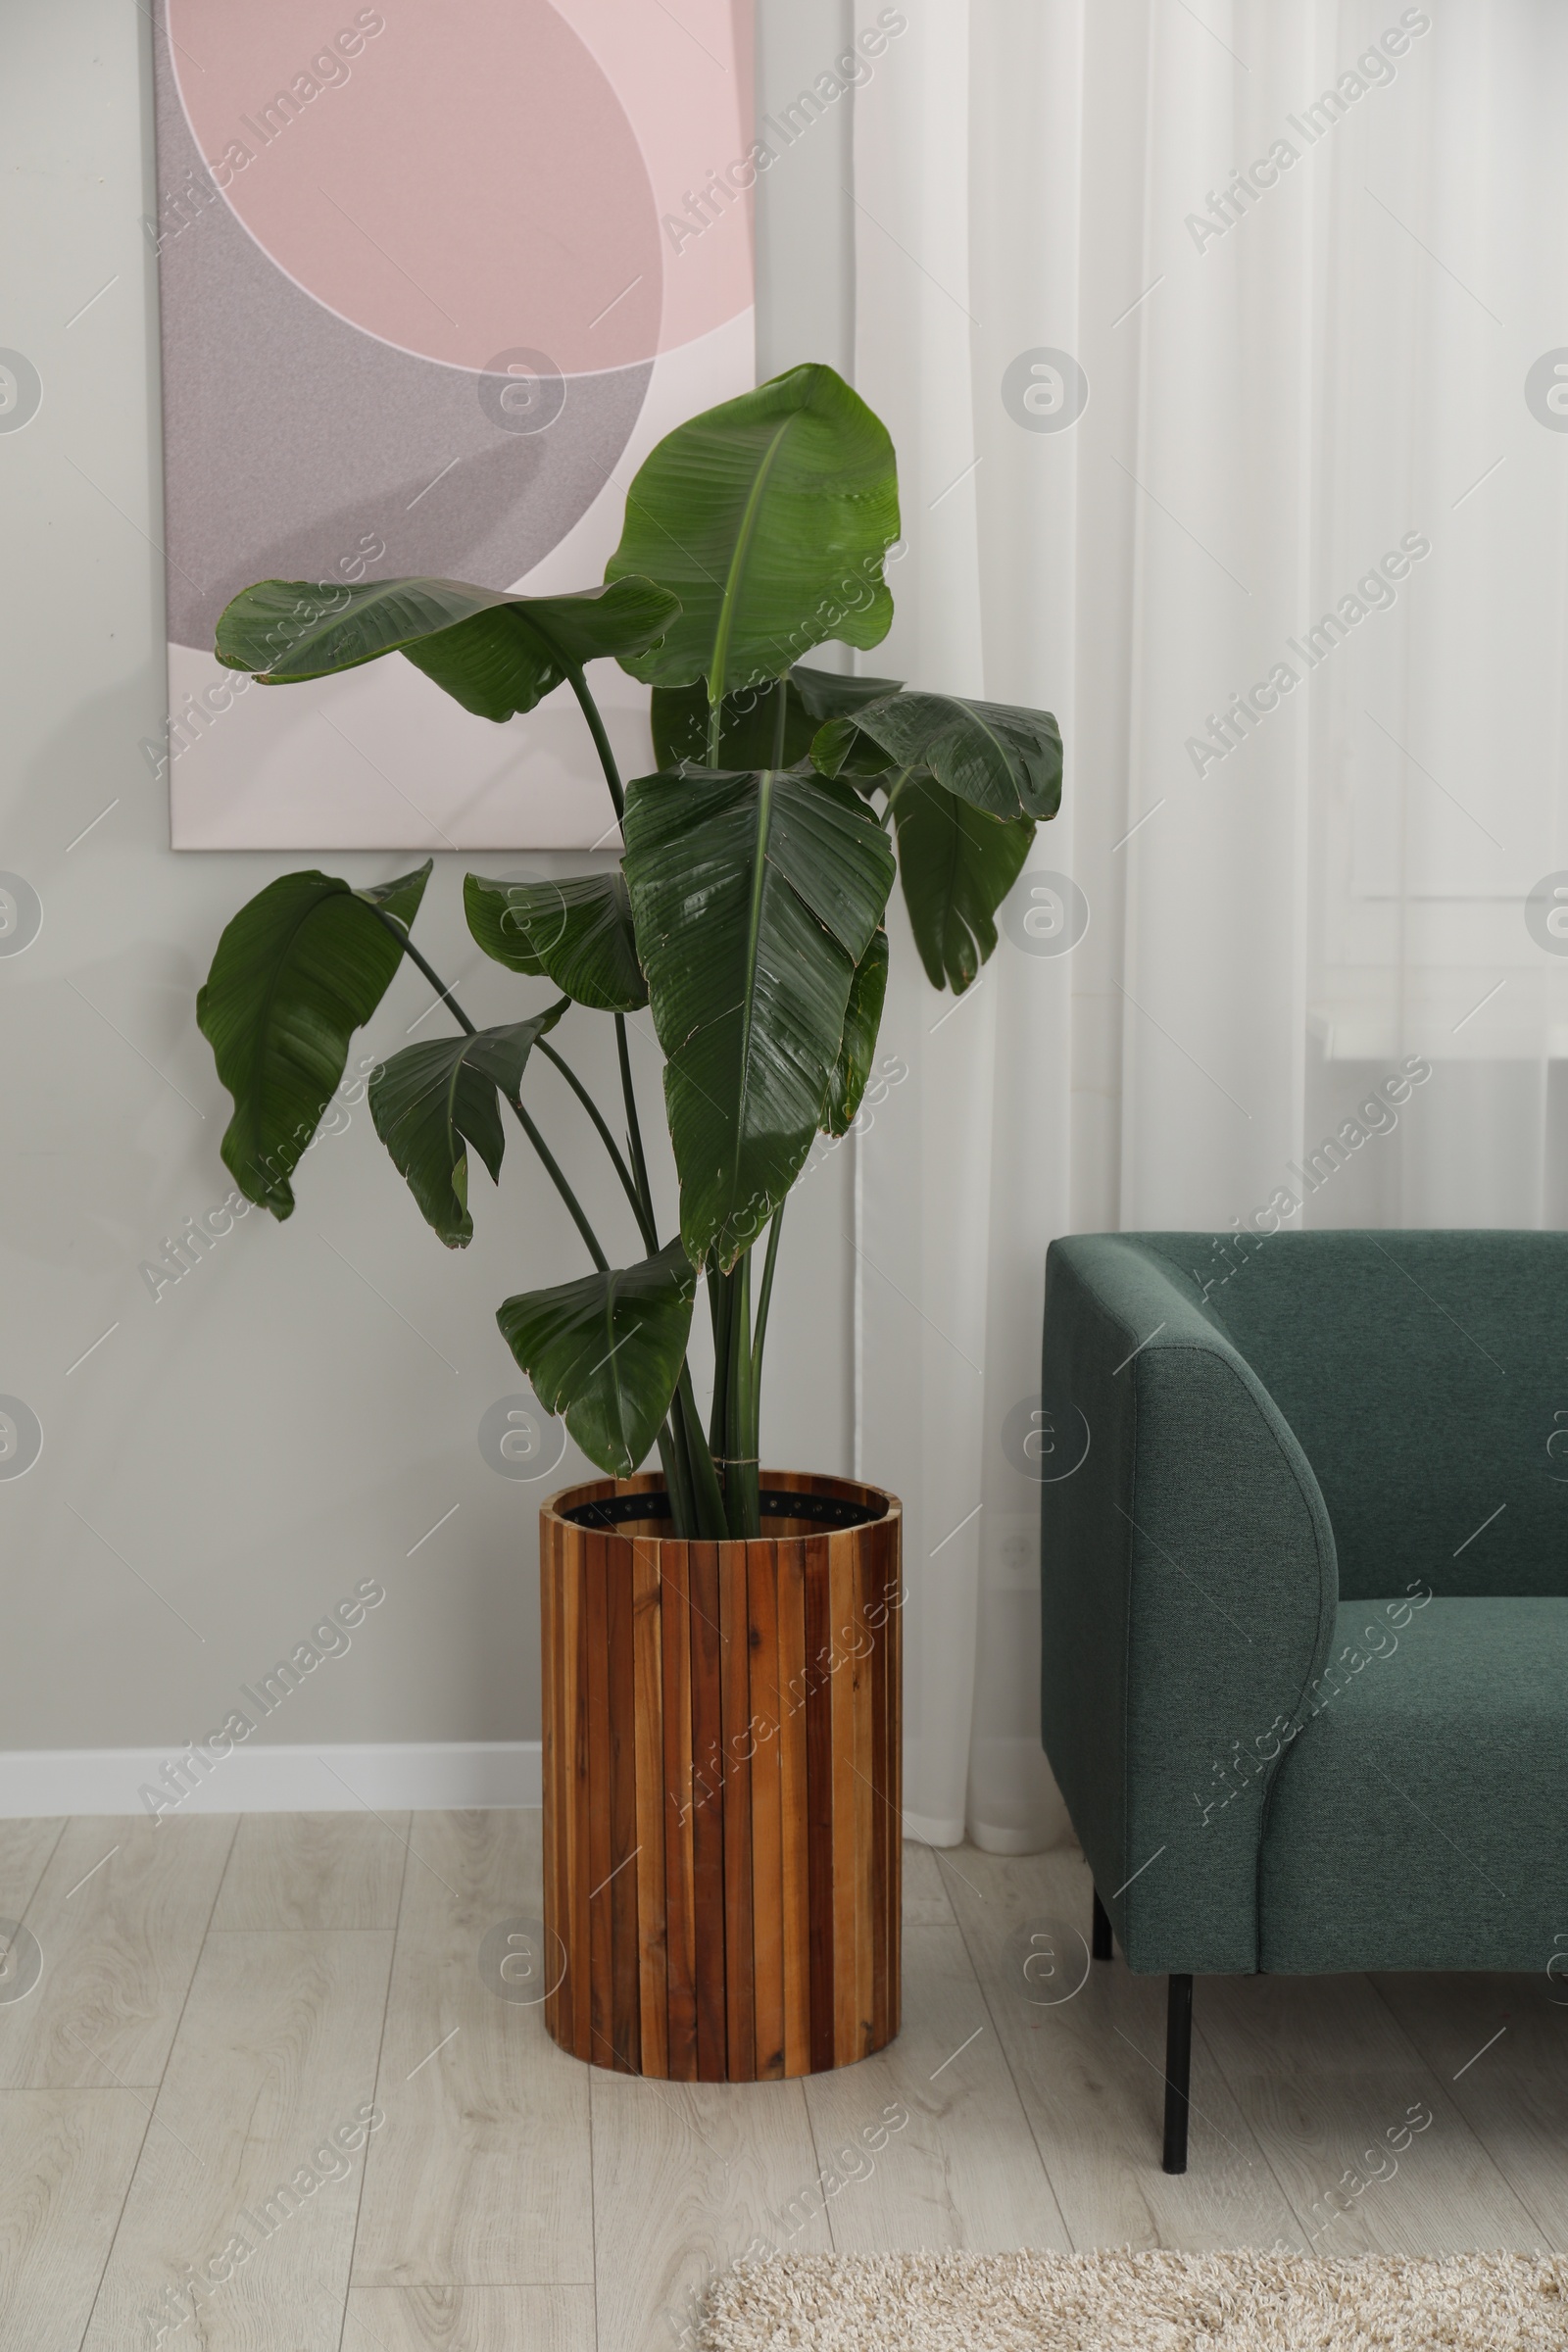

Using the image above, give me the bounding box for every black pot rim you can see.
[548,1471,895,1537]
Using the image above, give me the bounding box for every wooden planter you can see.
[539,1472,902,2081]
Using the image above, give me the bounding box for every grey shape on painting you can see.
[152,34,651,651]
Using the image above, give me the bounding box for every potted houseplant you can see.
[197,363,1061,2081]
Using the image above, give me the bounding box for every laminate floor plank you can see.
[1199,1967,1544,2256]
[0,2088,148,2352]
[0,1815,67,1918]
[937,1844,1303,2250]
[802,1917,1070,2253]
[20,1815,1568,2350]
[0,1814,235,2088]
[213,1810,410,1932]
[1369,1970,1568,2247]
[80,1926,395,2351]
[901,1838,956,1928]
[591,2067,831,2352]
[345,2284,598,2350]
[351,1808,595,2290]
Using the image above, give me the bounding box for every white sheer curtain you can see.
[838,0,1568,1848]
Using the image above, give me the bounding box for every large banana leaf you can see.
[791,667,906,727]
[464,870,646,1011]
[823,927,890,1137]
[215,576,680,721]
[650,664,905,773]
[605,365,900,700]
[622,767,896,1271]
[812,690,1063,821]
[198,864,431,1218]
[496,1238,697,1478]
[651,676,814,773]
[369,1007,566,1248]
[892,775,1036,994]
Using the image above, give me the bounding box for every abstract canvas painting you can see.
[148,1,756,848]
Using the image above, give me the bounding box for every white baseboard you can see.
[0,1740,542,1819]
[902,1809,966,1848]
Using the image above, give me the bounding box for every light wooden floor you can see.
[2,1813,1564,2350]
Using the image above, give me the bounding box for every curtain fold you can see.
[841,0,1568,1849]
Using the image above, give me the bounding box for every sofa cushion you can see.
[1259,1595,1568,1973]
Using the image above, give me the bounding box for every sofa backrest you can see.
[1135,1231,1568,1599]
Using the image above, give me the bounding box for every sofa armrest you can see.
[1041,1236,1338,1973]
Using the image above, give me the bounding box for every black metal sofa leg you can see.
[1091,1891,1193,2172]
[1162,1973,1194,2174]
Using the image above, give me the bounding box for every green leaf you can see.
[651,676,814,772]
[650,663,905,773]
[813,690,1063,821]
[359,865,432,930]
[823,927,890,1136]
[622,766,896,1271]
[606,365,901,698]
[789,667,906,727]
[464,871,647,1011]
[496,1238,697,1478]
[368,1007,566,1248]
[215,576,681,721]
[197,862,432,1219]
[892,774,1036,994]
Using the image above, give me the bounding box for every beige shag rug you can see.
[700,2250,1568,2348]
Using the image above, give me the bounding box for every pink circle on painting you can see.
[168,0,672,374]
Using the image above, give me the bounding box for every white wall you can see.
[755,0,856,382]
[0,0,857,1803]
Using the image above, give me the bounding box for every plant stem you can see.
[771,674,789,767]
[879,764,916,828]
[368,906,610,1273]
[556,658,717,1525]
[610,1019,711,1537]
[722,1250,760,1539]
[504,613,625,824]
[504,1089,610,1273]
[370,681,712,1516]
[553,659,719,1518]
[657,1419,696,1538]
[677,1364,730,1539]
[708,1264,733,1458]
[535,1037,649,1247]
[548,657,647,1250]
[559,657,740,1531]
[369,740,708,1525]
[743,1207,786,1523]
[751,1201,784,1401]
[614,1016,660,1255]
[379,921,479,1036]
[563,662,625,821]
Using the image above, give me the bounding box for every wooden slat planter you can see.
[540,1472,902,2080]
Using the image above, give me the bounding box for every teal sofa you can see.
[1039,1231,1568,2171]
